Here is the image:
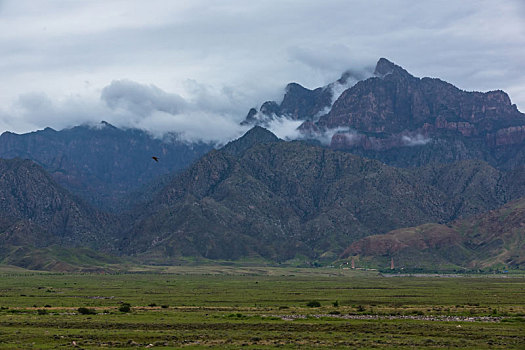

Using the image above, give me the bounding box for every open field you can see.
[0,266,524,348]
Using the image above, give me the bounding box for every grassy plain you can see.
[0,266,524,348]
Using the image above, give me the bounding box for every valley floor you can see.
[0,267,523,349]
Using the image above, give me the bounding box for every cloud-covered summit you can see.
[0,79,251,144]
[99,79,250,143]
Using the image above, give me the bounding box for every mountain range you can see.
[121,126,525,265]
[244,58,525,170]
[0,58,524,271]
[0,122,212,210]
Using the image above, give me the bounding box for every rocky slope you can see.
[121,127,525,263]
[0,122,212,210]
[341,196,525,271]
[0,158,114,248]
[0,158,123,270]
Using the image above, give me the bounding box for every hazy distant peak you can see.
[285,82,311,94]
[96,120,119,130]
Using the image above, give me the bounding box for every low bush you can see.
[119,303,131,313]
[77,307,96,315]
[306,301,321,308]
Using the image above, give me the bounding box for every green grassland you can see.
[0,267,524,348]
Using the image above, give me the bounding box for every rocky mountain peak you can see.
[100,120,116,128]
[374,57,413,78]
[243,125,279,141]
[241,82,333,126]
[241,108,259,125]
[485,90,512,105]
[260,101,280,115]
[285,82,307,93]
[222,126,280,156]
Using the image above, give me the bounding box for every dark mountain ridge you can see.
[1,126,524,270]
[121,127,525,263]
[0,122,212,210]
[0,158,115,248]
[0,157,124,271]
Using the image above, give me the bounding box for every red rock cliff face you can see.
[305,59,525,152]
[487,126,525,146]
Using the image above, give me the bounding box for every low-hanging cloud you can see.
[100,79,248,144]
[0,79,250,145]
[0,92,108,134]
[316,127,360,146]
[402,134,431,146]
[313,70,371,120]
[294,126,360,146]
[264,117,304,141]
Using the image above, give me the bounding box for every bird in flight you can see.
[152,156,159,162]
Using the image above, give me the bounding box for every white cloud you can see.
[99,80,250,143]
[0,80,249,144]
[101,80,187,116]
[402,134,431,146]
[265,117,304,141]
[0,92,107,133]
[317,128,359,146]
[313,71,371,119]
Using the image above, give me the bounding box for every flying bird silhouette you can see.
[152,156,159,162]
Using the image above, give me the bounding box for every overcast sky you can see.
[0,0,524,143]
